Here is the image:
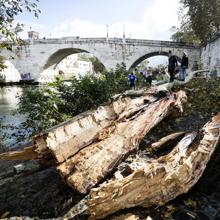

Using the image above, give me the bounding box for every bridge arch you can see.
[128,51,182,71]
[44,48,87,69]
[37,47,106,82]
[43,48,106,70]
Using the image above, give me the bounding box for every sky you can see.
[18,0,181,41]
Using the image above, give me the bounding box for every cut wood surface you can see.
[88,113,220,219]
[56,91,187,194]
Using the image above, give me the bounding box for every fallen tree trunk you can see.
[88,113,220,219]
[56,91,187,194]
[0,145,37,160]
[0,90,186,195]
[0,93,157,163]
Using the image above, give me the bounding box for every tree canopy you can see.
[171,0,220,43]
[0,0,40,50]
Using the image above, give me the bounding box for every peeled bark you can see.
[56,91,187,194]
[88,113,220,219]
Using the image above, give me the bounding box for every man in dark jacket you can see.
[180,51,189,81]
[168,50,178,82]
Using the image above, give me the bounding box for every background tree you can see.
[170,23,200,43]
[171,0,220,43]
[0,0,40,51]
[0,63,129,145]
[89,57,105,73]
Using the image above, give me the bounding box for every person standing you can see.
[168,50,178,82]
[144,70,152,86]
[128,72,137,89]
[180,51,188,81]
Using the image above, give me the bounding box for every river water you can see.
[0,86,26,148]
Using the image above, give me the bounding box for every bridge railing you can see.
[22,37,200,48]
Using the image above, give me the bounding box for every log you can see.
[151,131,185,150]
[0,94,157,162]
[56,91,187,194]
[88,113,220,219]
[0,145,37,160]
[33,94,158,163]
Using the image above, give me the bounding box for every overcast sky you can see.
[18,0,181,40]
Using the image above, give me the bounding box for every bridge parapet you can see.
[21,37,200,49]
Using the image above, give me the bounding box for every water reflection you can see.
[0,86,26,148]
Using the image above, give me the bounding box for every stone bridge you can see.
[0,37,201,80]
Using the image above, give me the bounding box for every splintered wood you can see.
[0,90,187,195]
[34,92,158,163]
[56,91,186,193]
[88,113,220,219]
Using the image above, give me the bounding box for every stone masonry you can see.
[0,37,207,80]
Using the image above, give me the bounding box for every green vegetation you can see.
[0,0,40,46]
[0,63,130,145]
[89,56,106,73]
[0,0,40,49]
[0,0,40,70]
[171,0,220,43]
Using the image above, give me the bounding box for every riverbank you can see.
[0,77,220,219]
[0,80,39,86]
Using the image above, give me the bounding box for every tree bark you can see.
[56,91,187,194]
[88,113,220,219]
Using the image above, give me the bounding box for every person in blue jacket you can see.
[128,72,137,89]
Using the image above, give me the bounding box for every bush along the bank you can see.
[1,63,131,146]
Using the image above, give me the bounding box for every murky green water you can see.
[0,86,26,148]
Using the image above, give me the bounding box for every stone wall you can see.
[200,32,220,76]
